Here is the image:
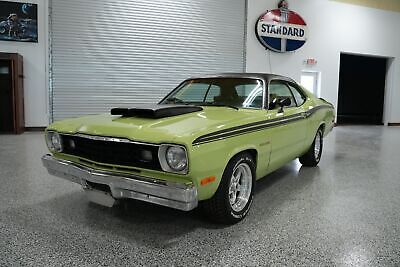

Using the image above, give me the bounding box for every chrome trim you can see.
[159,77,267,111]
[59,133,160,147]
[158,144,189,174]
[314,131,322,160]
[42,154,198,211]
[263,79,268,109]
[229,161,252,212]
[46,131,63,153]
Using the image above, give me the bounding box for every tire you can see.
[0,27,6,34]
[299,127,323,167]
[202,152,256,224]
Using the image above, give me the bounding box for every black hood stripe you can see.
[192,105,333,145]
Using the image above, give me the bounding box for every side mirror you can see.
[278,97,291,112]
[279,97,291,107]
[268,98,278,109]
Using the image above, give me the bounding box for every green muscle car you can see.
[42,73,335,224]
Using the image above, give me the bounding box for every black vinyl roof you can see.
[188,73,296,84]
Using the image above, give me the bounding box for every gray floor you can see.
[1,126,400,266]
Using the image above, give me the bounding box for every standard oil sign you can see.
[256,0,307,53]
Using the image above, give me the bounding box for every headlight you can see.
[46,131,63,152]
[166,146,187,171]
[158,145,188,174]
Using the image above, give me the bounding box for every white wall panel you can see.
[246,0,400,124]
[0,0,48,127]
[50,0,246,121]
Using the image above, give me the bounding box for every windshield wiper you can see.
[197,103,239,110]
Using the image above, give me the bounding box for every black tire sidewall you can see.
[299,127,324,167]
[223,153,256,220]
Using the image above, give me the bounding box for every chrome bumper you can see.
[41,154,198,211]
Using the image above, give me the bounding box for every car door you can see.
[286,81,309,148]
[266,80,308,171]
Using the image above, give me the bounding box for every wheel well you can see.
[234,149,258,167]
[319,123,325,134]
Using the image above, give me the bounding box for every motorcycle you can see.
[0,19,26,38]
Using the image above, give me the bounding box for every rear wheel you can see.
[202,152,255,224]
[299,127,323,167]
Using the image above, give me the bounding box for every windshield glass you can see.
[161,78,264,109]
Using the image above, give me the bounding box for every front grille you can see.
[60,135,161,171]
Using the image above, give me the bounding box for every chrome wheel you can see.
[228,162,253,212]
[202,152,255,224]
[314,131,322,160]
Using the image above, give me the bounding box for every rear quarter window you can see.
[287,83,306,106]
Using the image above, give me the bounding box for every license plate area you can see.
[85,180,112,193]
[83,181,115,207]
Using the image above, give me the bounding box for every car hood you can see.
[48,107,262,146]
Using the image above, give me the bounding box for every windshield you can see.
[160,78,264,109]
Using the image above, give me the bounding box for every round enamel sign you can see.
[256,7,307,53]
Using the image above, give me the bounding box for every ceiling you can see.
[332,0,400,12]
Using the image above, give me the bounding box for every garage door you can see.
[49,0,247,121]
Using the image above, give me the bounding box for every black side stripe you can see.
[196,112,304,141]
[192,105,333,145]
[194,115,304,145]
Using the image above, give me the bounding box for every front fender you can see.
[187,130,270,201]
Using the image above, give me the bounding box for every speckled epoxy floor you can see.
[1,126,400,266]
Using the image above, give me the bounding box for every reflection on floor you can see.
[0,126,399,265]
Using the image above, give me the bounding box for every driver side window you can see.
[268,81,296,109]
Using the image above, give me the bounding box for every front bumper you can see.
[41,154,198,211]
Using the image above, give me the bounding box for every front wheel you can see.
[299,128,323,167]
[202,152,255,224]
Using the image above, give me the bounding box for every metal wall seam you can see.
[243,0,248,72]
[50,0,246,121]
[48,0,54,123]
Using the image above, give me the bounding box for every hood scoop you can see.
[111,104,203,119]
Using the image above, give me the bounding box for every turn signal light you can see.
[200,176,216,186]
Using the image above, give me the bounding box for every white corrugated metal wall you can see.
[49,0,247,121]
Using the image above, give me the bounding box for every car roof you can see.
[187,73,297,84]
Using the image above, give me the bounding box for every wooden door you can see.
[0,60,13,132]
[0,53,24,134]
[14,54,25,134]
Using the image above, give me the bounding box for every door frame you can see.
[300,70,321,97]
[337,52,394,125]
[0,52,24,134]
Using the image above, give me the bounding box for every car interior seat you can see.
[214,86,241,105]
